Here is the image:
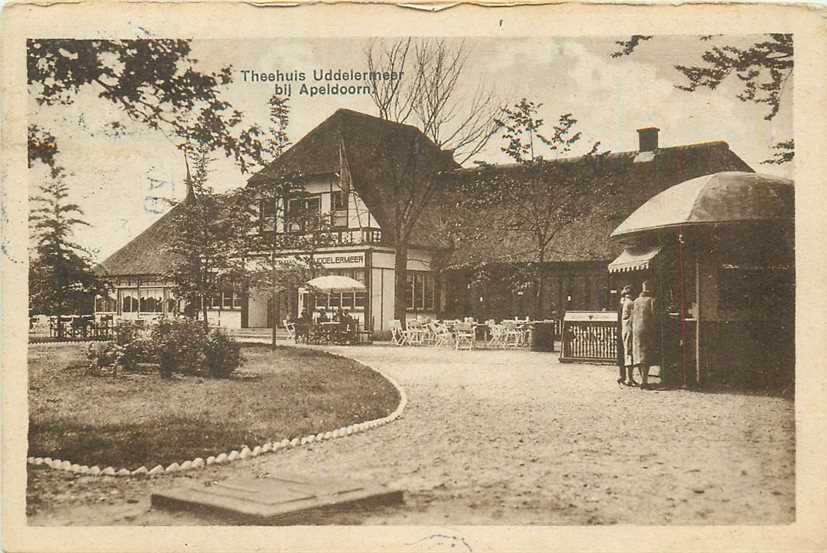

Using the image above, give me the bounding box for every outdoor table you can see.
[318,322,339,344]
[316,321,358,345]
[294,322,312,343]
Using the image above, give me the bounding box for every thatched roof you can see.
[433,141,753,268]
[100,107,753,278]
[248,108,459,246]
[97,201,186,277]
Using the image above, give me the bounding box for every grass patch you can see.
[28,344,400,470]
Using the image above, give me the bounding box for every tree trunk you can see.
[393,240,408,328]
[271,275,278,350]
[201,295,209,332]
[536,269,544,320]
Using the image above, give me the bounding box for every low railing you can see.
[28,317,118,342]
[559,311,617,364]
[260,227,383,246]
[31,317,154,343]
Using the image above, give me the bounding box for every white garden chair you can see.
[486,320,505,348]
[501,320,525,348]
[429,321,454,347]
[389,320,407,346]
[406,319,428,346]
[283,320,296,341]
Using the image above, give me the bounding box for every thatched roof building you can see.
[436,138,753,269]
[249,108,459,248]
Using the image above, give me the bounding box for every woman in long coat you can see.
[616,285,636,386]
[621,287,636,385]
[632,280,657,389]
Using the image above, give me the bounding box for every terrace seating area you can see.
[389,318,548,351]
[289,318,373,346]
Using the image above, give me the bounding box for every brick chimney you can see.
[637,127,660,152]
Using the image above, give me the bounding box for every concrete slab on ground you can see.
[150,474,403,524]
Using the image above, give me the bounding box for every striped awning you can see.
[608,245,663,273]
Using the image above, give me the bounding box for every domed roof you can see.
[611,171,793,238]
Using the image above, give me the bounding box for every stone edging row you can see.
[27,352,407,478]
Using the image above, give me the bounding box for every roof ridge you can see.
[451,140,732,175]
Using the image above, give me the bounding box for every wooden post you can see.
[695,252,702,387]
[271,261,278,350]
[677,233,688,388]
[364,250,372,331]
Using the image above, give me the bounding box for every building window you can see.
[207,289,242,310]
[286,195,321,232]
[407,272,435,311]
[139,288,164,313]
[309,269,367,311]
[259,198,276,232]
[120,289,138,313]
[331,191,348,228]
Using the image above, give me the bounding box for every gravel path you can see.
[28,345,795,525]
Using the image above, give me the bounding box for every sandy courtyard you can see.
[27,344,795,526]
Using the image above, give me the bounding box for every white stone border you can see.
[27,349,407,478]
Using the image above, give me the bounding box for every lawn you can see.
[27,344,400,470]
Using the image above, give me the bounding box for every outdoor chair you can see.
[429,321,454,347]
[283,320,296,341]
[454,321,475,350]
[406,320,428,346]
[389,320,407,346]
[501,321,526,348]
[486,320,505,348]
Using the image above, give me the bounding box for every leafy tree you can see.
[29,168,104,319]
[28,125,60,170]
[237,94,331,348]
[165,147,252,329]
[242,173,333,349]
[453,100,613,318]
[611,34,794,163]
[495,99,581,163]
[27,39,269,172]
[264,94,291,164]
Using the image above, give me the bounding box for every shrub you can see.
[114,320,144,347]
[86,342,125,376]
[151,319,208,377]
[121,336,159,370]
[205,330,243,378]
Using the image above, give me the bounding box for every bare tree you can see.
[364,38,501,165]
[363,38,502,327]
[365,38,417,124]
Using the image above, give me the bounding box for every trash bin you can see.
[530,321,555,352]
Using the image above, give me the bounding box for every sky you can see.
[28,35,793,261]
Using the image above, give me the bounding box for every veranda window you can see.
[120,289,138,313]
[139,288,164,313]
